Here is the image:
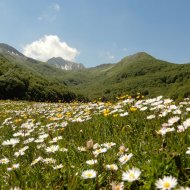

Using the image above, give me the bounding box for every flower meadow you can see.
[0,96,190,189]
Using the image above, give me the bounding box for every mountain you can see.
[1,43,190,101]
[47,57,85,71]
[0,43,25,57]
[0,43,87,102]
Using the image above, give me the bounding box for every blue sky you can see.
[0,0,190,67]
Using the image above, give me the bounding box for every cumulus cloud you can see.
[23,35,80,62]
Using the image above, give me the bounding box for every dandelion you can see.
[81,169,97,179]
[122,167,141,182]
[155,176,177,190]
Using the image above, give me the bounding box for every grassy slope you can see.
[62,52,190,100]
[1,51,190,100]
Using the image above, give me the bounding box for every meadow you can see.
[0,95,190,189]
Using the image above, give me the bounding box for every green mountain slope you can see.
[62,52,190,100]
[1,43,190,101]
[0,46,86,102]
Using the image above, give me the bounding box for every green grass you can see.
[0,96,190,189]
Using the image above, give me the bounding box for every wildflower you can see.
[0,158,9,164]
[155,176,177,190]
[43,158,56,164]
[118,145,128,155]
[122,167,141,182]
[86,159,98,165]
[106,164,118,171]
[140,107,148,111]
[59,148,68,152]
[119,153,133,165]
[14,146,29,157]
[177,187,190,190]
[49,136,63,143]
[177,125,185,133]
[156,127,175,136]
[102,142,116,149]
[147,115,156,120]
[2,138,20,146]
[77,146,86,152]
[7,163,20,171]
[53,164,63,170]
[10,187,22,190]
[23,138,35,144]
[45,145,59,153]
[93,143,100,149]
[130,107,137,112]
[93,147,107,156]
[81,169,97,179]
[111,181,124,190]
[86,139,94,150]
[120,112,128,117]
[186,147,190,154]
[168,116,180,124]
[31,156,43,166]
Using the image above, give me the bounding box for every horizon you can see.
[0,0,190,67]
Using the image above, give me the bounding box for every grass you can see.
[0,96,190,189]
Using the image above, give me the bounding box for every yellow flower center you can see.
[129,173,135,179]
[163,182,170,188]
[87,173,92,178]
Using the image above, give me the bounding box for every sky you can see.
[0,0,190,67]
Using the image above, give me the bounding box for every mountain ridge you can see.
[1,43,190,101]
[47,57,85,71]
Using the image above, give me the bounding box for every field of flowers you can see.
[0,96,190,189]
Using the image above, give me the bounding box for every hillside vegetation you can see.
[1,43,190,102]
[61,52,190,100]
[0,53,86,102]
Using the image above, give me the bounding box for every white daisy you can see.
[106,164,118,171]
[0,158,9,164]
[119,153,133,165]
[86,159,97,165]
[155,175,177,190]
[122,167,141,182]
[81,169,97,179]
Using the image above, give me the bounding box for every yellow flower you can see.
[130,107,137,112]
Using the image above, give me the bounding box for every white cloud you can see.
[23,35,80,62]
